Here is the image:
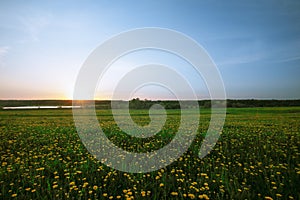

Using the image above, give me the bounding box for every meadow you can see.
[0,107,299,199]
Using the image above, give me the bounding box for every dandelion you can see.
[36,167,45,171]
[171,192,178,196]
[11,194,17,197]
[198,194,210,200]
[69,182,75,186]
[188,193,195,199]
[265,197,273,200]
[83,182,89,188]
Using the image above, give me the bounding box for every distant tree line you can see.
[225,99,300,108]
[1,99,300,109]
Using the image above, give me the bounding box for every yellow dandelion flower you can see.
[141,191,146,197]
[203,194,209,200]
[103,193,108,197]
[159,183,164,187]
[171,192,178,196]
[83,182,89,188]
[11,194,17,197]
[265,196,273,200]
[69,182,75,186]
[93,186,98,190]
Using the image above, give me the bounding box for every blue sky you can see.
[0,0,299,99]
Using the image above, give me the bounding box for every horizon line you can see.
[0,98,300,101]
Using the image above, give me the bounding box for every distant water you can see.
[2,106,81,110]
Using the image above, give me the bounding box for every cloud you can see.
[217,53,300,67]
[17,13,52,42]
[0,46,10,67]
[268,55,300,64]
[216,53,264,67]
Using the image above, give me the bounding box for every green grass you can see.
[0,107,299,199]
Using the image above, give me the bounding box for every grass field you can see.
[0,107,299,199]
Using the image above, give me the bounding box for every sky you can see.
[0,0,300,100]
